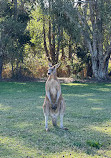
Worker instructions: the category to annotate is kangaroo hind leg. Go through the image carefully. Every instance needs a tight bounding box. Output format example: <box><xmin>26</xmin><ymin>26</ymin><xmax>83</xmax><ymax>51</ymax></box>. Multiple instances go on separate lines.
<box><xmin>45</xmin><ymin>115</ymin><xmax>49</xmax><ymax>131</ymax></box>
<box><xmin>43</xmin><ymin>98</ymin><xmax>49</xmax><ymax>131</ymax></box>
<box><xmin>59</xmin><ymin>99</ymin><xmax>65</xmax><ymax>129</ymax></box>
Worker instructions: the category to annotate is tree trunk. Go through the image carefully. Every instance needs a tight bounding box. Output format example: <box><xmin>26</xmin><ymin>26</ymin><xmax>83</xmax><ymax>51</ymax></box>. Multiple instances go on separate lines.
<box><xmin>68</xmin><ymin>37</ymin><xmax>73</xmax><ymax>76</ymax></box>
<box><xmin>91</xmin><ymin>54</ymin><xmax>98</xmax><ymax>79</ymax></box>
<box><xmin>20</xmin><ymin>0</ymin><xmax>24</xmax><ymax>12</ymax></box>
<box><xmin>52</xmin><ymin>18</ymin><xmax>56</xmax><ymax>64</ymax></box>
<box><xmin>0</xmin><ymin>55</ymin><xmax>3</xmax><ymax>80</ymax></box>
<box><xmin>91</xmin><ymin>53</ymin><xmax>109</xmax><ymax>80</ymax></box>
<box><xmin>43</xmin><ymin>16</ymin><xmax>51</xmax><ymax>62</ymax></box>
<box><xmin>61</xmin><ymin>29</ymin><xmax>65</xmax><ymax>60</ymax></box>
<box><xmin>56</xmin><ymin>25</ymin><xmax>60</xmax><ymax>63</ymax></box>
<box><xmin>86</xmin><ymin>63</ymin><xmax>92</xmax><ymax>77</ymax></box>
<box><xmin>0</xmin><ymin>30</ymin><xmax>3</xmax><ymax>80</ymax></box>
<box><xmin>11</xmin><ymin>62</ymin><xmax>14</xmax><ymax>77</ymax></box>
<box><xmin>14</xmin><ymin>0</ymin><xmax>17</xmax><ymax>19</ymax></box>
<box><xmin>77</xmin><ymin>1</ymin><xmax>111</xmax><ymax>80</ymax></box>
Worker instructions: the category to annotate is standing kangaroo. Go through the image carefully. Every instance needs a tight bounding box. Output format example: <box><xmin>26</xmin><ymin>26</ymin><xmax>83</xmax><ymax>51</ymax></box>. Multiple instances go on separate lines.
<box><xmin>43</xmin><ymin>63</ymin><xmax>65</xmax><ymax>131</ymax></box>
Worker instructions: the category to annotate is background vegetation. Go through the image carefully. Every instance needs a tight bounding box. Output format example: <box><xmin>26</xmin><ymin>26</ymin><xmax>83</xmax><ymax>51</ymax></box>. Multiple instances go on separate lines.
<box><xmin>0</xmin><ymin>0</ymin><xmax>111</xmax><ymax>81</ymax></box>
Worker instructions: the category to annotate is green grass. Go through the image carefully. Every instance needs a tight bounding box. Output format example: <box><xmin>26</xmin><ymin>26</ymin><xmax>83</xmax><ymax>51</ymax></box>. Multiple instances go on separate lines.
<box><xmin>0</xmin><ymin>82</ymin><xmax>111</xmax><ymax>158</ymax></box>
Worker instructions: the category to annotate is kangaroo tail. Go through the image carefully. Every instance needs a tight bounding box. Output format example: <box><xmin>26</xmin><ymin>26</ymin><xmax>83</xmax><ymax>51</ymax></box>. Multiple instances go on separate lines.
<box><xmin>52</xmin><ymin>117</ymin><xmax>57</xmax><ymax>126</ymax></box>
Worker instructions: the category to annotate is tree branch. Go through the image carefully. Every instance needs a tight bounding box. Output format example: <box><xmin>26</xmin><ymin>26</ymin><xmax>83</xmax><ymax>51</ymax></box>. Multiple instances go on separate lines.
<box><xmin>104</xmin><ymin>42</ymin><xmax>111</xmax><ymax>60</ymax></box>
<box><xmin>43</xmin><ymin>16</ymin><xmax>51</xmax><ymax>62</ymax></box>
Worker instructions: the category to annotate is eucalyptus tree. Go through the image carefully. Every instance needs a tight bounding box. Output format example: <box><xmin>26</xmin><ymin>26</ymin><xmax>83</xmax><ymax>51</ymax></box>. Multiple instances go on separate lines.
<box><xmin>60</xmin><ymin>0</ymin><xmax>111</xmax><ymax>80</ymax></box>
<box><xmin>38</xmin><ymin>0</ymin><xmax>91</xmax><ymax>76</ymax></box>
<box><xmin>37</xmin><ymin>0</ymin><xmax>71</xmax><ymax>65</ymax></box>
<box><xmin>78</xmin><ymin>0</ymin><xmax>111</xmax><ymax>80</ymax></box>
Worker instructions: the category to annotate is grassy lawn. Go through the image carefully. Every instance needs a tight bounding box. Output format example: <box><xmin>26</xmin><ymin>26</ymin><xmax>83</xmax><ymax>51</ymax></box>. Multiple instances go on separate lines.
<box><xmin>0</xmin><ymin>81</ymin><xmax>111</xmax><ymax>158</ymax></box>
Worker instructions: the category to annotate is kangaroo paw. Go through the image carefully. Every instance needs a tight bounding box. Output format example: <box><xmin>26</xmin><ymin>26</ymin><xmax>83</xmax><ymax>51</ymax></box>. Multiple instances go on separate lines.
<box><xmin>46</xmin><ymin>128</ymin><xmax>49</xmax><ymax>132</ymax></box>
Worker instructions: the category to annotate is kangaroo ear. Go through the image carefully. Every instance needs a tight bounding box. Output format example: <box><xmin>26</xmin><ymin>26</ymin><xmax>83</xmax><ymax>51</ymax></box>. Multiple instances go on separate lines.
<box><xmin>48</xmin><ymin>63</ymin><xmax>52</xmax><ymax>67</ymax></box>
<box><xmin>55</xmin><ymin>63</ymin><xmax>61</xmax><ymax>69</ymax></box>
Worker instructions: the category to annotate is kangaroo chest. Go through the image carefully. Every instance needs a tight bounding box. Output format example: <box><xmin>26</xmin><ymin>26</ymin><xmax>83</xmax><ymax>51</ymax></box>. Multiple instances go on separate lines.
<box><xmin>47</xmin><ymin>79</ymin><xmax>60</xmax><ymax>98</ymax></box>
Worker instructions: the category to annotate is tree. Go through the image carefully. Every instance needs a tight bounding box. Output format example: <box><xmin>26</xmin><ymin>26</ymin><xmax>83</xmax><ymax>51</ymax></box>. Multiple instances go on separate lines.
<box><xmin>0</xmin><ymin>0</ymin><xmax>9</xmax><ymax>79</ymax></box>
<box><xmin>28</xmin><ymin>2</ymin><xmax>68</xmax><ymax>65</ymax></box>
<box><xmin>77</xmin><ymin>0</ymin><xmax>111</xmax><ymax>80</ymax></box>
<box><xmin>53</xmin><ymin>0</ymin><xmax>111</xmax><ymax>80</ymax></box>
<box><xmin>41</xmin><ymin>0</ymin><xmax>65</xmax><ymax>65</ymax></box>
<box><xmin>0</xmin><ymin>0</ymin><xmax>30</xmax><ymax>79</ymax></box>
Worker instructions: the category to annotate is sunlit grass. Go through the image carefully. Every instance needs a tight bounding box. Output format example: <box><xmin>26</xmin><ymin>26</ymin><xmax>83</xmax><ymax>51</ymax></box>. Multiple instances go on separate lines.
<box><xmin>0</xmin><ymin>82</ymin><xmax>111</xmax><ymax>158</ymax></box>
<box><xmin>0</xmin><ymin>136</ymin><xmax>42</xmax><ymax>158</ymax></box>
<box><xmin>0</xmin><ymin>103</ymin><xmax>12</xmax><ymax>111</ymax></box>
<box><xmin>90</xmin><ymin>121</ymin><xmax>111</xmax><ymax>136</ymax></box>
<box><xmin>92</xmin><ymin>87</ymin><xmax>111</xmax><ymax>92</ymax></box>
<box><xmin>91</xmin><ymin>107</ymin><xmax>104</xmax><ymax>111</ymax></box>
<box><xmin>63</xmin><ymin>83</ymin><xmax>88</xmax><ymax>86</ymax></box>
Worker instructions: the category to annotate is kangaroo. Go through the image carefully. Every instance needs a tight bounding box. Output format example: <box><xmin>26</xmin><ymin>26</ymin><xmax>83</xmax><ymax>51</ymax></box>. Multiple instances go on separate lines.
<box><xmin>43</xmin><ymin>63</ymin><xmax>65</xmax><ymax>131</ymax></box>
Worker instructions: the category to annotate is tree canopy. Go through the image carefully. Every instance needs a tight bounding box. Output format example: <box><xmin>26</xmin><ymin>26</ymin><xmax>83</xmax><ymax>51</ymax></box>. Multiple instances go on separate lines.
<box><xmin>0</xmin><ymin>0</ymin><xmax>111</xmax><ymax>80</ymax></box>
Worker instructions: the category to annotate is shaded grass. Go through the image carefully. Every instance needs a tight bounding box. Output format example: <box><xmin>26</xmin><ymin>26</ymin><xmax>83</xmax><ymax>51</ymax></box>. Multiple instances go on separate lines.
<box><xmin>0</xmin><ymin>82</ymin><xmax>111</xmax><ymax>158</ymax></box>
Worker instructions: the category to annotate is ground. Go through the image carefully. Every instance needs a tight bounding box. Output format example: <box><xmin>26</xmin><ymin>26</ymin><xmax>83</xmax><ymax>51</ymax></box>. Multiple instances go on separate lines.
<box><xmin>0</xmin><ymin>81</ymin><xmax>111</xmax><ymax>158</ymax></box>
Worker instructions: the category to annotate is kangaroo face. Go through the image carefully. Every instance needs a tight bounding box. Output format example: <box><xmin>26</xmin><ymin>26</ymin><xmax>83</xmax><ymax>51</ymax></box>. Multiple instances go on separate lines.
<box><xmin>47</xmin><ymin>63</ymin><xmax>60</xmax><ymax>76</ymax></box>
<box><xmin>47</xmin><ymin>66</ymin><xmax>55</xmax><ymax>76</ymax></box>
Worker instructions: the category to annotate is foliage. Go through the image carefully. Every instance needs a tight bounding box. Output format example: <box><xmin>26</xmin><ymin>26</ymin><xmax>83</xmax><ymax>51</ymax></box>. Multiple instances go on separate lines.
<box><xmin>87</xmin><ymin>140</ymin><xmax>102</xmax><ymax>149</ymax></box>
<box><xmin>0</xmin><ymin>0</ymin><xmax>30</xmax><ymax>79</ymax></box>
<box><xmin>108</xmin><ymin>61</ymin><xmax>111</xmax><ymax>75</ymax></box>
<box><xmin>49</xmin><ymin>0</ymin><xmax>111</xmax><ymax>80</ymax></box>
<box><xmin>26</xmin><ymin>7</ymin><xmax>44</xmax><ymax>56</ymax></box>
<box><xmin>1</xmin><ymin>0</ymin><xmax>111</xmax><ymax>79</ymax></box>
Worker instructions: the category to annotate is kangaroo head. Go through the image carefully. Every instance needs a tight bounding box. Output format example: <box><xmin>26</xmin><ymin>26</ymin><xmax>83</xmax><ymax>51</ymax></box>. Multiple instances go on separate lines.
<box><xmin>47</xmin><ymin>63</ymin><xmax>60</xmax><ymax>76</ymax></box>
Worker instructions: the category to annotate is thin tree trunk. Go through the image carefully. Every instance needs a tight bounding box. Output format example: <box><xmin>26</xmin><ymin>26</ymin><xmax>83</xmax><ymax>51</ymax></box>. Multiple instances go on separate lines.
<box><xmin>61</xmin><ymin>45</ymin><xmax>65</xmax><ymax>60</ymax></box>
<box><xmin>86</xmin><ymin>62</ymin><xmax>92</xmax><ymax>77</ymax></box>
<box><xmin>61</xmin><ymin>29</ymin><xmax>65</xmax><ymax>60</ymax></box>
<box><xmin>68</xmin><ymin>37</ymin><xmax>72</xmax><ymax>76</ymax></box>
<box><xmin>14</xmin><ymin>0</ymin><xmax>17</xmax><ymax>19</ymax></box>
<box><xmin>48</xmin><ymin>0</ymin><xmax>53</xmax><ymax>64</ymax></box>
<box><xmin>0</xmin><ymin>55</ymin><xmax>3</xmax><ymax>80</ymax></box>
<box><xmin>43</xmin><ymin>16</ymin><xmax>51</xmax><ymax>62</ymax></box>
<box><xmin>69</xmin><ymin>37</ymin><xmax>72</xmax><ymax>59</ymax></box>
<box><xmin>52</xmin><ymin>18</ymin><xmax>56</xmax><ymax>64</ymax></box>
<box><xmin>20</xmin><ymin>0</ymin><xmax>24</xmax><ymax>12</ymax></box>
<box><xmin>11</xmin><ymin>62</ymin><xmax>14</xmax><ymax>77</ymax></box>
<box><xmin>48</xmin><ymin>18</ymin><xmax>52</xmax><ymax>54</ymax></box>
<box><xmin>0</xmin><ymin>30</ymin><xmax>3</xmax><ymax>80</ymax></box>
<box><xmin>56</xmin><ymin>25</ymin><xmax>60</xmax><ymax>63</ymax></box>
